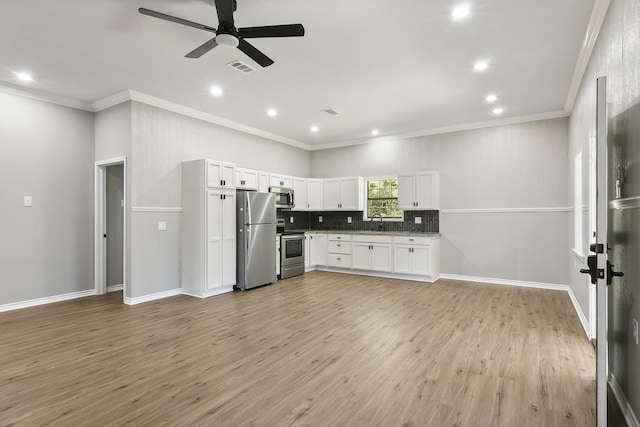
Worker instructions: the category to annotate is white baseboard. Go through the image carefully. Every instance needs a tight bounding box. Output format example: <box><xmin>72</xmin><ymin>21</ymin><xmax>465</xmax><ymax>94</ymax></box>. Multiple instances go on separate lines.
<box><xmin>107</xmin><ymin>284</ymin><xmax>124</xmax><ymax>292</ymax></box>
<box><xmin>609</xmin><ymin>374</ymin><xmax>640</xmax><ymax>427</ymax></box>
<box><xmin>439</xmin><ymin>273</ymin><xmax>569</xmax><ymax>291</ymax></box>
<box><xmin>0</xmin><ymin>289</ymin><xmax>96</xmax><ymax>313</ymax></box>
<box><xmin>314</xmin><ymin>266</ymin><xmax>438</xmax><ymax>283</ymax></box>
<box><xmin>566</xmin><ymin>287</ymin><xmax>590</xmax><ymax>339</ymax></box>
<box><xmin>124</xmin><ymin>288</ymin><xmax>183</xmax><ymax>305</ymax></box>
<box><xmin>182</xmin><ymin>285</ymin><xmax>234</xmax><ymax>299</ymax></box>
<box><xmin>439</xmin><ymin>273</ymin><xmax>592</xmax><ymax>339</ymax></box>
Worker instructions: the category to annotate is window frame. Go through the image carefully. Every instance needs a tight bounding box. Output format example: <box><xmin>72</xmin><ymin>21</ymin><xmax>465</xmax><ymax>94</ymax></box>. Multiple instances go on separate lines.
<box><xmin>362</xmin><ymin>175</ymin><xmax>404</xmax><ymax>222</ymax></box>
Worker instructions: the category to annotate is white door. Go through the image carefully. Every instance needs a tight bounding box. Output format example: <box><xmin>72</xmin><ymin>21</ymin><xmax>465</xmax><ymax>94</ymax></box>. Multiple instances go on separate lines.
<box><xmin>221</xmin><ymin>191</ymin><xmax>236</xmax><ymax>287</ymax></box>
<box><xmin>207</xmin><ymin>191</ymin><xmax>223</xmax><ymax>289</ymax></box>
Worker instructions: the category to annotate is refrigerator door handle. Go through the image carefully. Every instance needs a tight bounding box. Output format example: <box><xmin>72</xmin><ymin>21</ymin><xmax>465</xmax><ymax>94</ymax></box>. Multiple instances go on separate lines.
<box><xmin>246</xmin><ymin>194</ymin><xmax>252</xmax><ymax>225</ymax></box>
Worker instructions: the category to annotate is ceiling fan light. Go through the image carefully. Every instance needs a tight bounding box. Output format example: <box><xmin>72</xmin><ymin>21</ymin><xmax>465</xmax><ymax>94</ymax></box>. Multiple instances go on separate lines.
<box><xmin>216</xmin><ymin>33</ymin><xmax>239</xmax><ymax>48</ymax></box>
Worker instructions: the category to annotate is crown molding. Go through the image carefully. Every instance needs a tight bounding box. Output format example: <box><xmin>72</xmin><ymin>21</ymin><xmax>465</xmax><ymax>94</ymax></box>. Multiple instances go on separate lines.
<box><xmin>309</xmin><ymin>110</ymin><xmax>569</xmax><ymax>151</ymax></box>
<box><xmin>564</xmin><ymin>0</ymin><xmax>611</xmax><ymax>113</ymax></box>
<box><xmin>0</xmin><ymin>82</ymin><xmax>93</xmax><ymax>111</ymax></box>
<box><xmin>92</xmin><ymin>89</ymin><xmax>131</xmax><ymax>111</ymax></box>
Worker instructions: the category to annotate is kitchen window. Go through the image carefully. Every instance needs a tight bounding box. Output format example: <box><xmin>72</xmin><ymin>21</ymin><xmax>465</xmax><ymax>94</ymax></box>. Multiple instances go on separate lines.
<box><xmin>365</xmin><ymin>178</ymin><xmax>402</xmax><ymax>219</ymax></box>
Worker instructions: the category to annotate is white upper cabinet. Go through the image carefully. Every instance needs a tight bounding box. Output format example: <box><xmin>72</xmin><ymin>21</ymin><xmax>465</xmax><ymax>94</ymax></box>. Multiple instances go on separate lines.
<box><xmin>292</xmin><ymin>177</ymin><xmax>307</xmax><ymax>211</ymax></box>
<box><xmin>307</xmin><ymin>179</ymin><xmax>324</xmax><ymax>210</ymax></box>
<box><xmin>398</xmin><ymin>171</ymin><xmax>439</xmax><ymax>210</ymax></box>
<box><xmin>258</xmin><ymin>172</ymin><xmax>269</xmax><ymax>193</ymax></box>
<box><xmin>207</xmin><ymin>160</ymin><xmax>236</xmax><ymax>189</ymax></box>
<box><xmin>269</xmin><ymin>173</ymin><xmax>293</xmax><ymax>188</ymax></box>
<box><xmin>235</xmin><ymin>167</ymin><xmax>259</xmax><ymax>190</ymax></box>
<box><xmin>323</xmin><ymin>177</ymin><xmax>364</xmax><ymax>210</ymax></box>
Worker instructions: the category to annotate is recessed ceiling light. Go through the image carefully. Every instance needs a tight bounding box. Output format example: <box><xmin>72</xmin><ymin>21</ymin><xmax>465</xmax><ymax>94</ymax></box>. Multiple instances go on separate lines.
<box><xmin>267</xmin><ymin>108</ymin><xmax>277</xmax><ymax>117</ymax></box>
<box><xmin>371</xmin><ymin>129</ymin><xmax>380</xmax><ymax>136</ymax></box>
<box><xmin>15</xmin><ymin>72</ymin><xmax>34</xmax><ymax>82</ymax></box>
<box><xmin>492</xmin><ymin>107</ymin><xmax>504</xmax><ymax>115</ymax></box>
<box><xmin>452</xmin><ymin>4</ymin><xmax>470</xmax><ymax>20</ymax></box>
<box><xmin>310</xmin><ymin>126</ymin><xmax>319</xmax><ymax>133</ymax></box>
<box><xmin>209</xmin><ymin>85</ymin><xmax>223</xmax><ymax>97</ymax></box>
<box><xmin>485</xmin><ymin>94</ymin><xmax>497</xmax><ymax>103</ymax></box>
<box><xmin>473</xmin><ymin>60</ymin><xmax>489</xmax><ymax>71</ymax></box>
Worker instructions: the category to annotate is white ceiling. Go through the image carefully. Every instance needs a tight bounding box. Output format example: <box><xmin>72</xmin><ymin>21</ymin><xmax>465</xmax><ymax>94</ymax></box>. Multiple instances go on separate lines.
<box><xmin>1</xmin><ymin>0</ymin><xmax>596</xmax><ymax>149</ymax></box>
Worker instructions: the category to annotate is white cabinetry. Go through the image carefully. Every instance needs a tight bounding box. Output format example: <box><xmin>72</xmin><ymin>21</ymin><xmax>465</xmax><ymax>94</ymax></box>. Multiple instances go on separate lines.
<box><xmin>305</xmin><ymin>232</ymin><xmax>317</xmax><ymax>270</ymax></box>
<box><xmin>181</xmin><ymin>160</ymin><xmax>236</xmax><ymax>297</ymax></box>
<box><xmin>323</xmin><ymin>177</ymin><xmax>364</xmax><ymax>210</ymax></box>
<box><xmin>292</xmin><ymin>177</ymin><xmax>307</xmax><ymax>211</ymax></box>
<box><xmin>327</xmin><ymin>233</ymin><xmax>351</xmax><ymax>268</ymax></box>
<box><xmin>235</xmin><ymin>167</ymin><xmax>259</xmax><ymax>190</ymax></box>
<box><xmin>207</xmin><ymin>160</ymin><xmax>236</xmax><ymax>189</ymax></box>
<box><xmin>393</xmin><ymin>235</ymin><xmax>440</xmax><ymax>277</ymax></box>
<box><xmin>351</xmin><ymin>234</ymin><xmax>393</xmax><ymax>272</ymax></box>
<box><xmin>307</xmin><ymin>179</ymin><xmax>324</xmax><ymax>210</ymax></box>
<box><xmin>398</xmin><ymin>171</ymin><xmax>439</xmax><ymax>210</ymax></box>
<box><xmin>316</xmin><ymin>233</ymin><xmax>327</xmax><ymax>267</ymax></box>
<box><xmin>269</xmin><ymin>174</ymin><xmax>293</xmax><ymax>188</ymax></box>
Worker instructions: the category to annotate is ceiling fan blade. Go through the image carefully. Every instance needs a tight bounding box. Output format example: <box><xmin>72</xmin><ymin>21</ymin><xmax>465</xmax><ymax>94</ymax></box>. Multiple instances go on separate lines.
<box><xmin>237</xmin><ymin>39</ymin><xmax>274</xmax><ymax>67</ymax></box>
<box><xmin>238</xmin><ymin>24</ymin><xmax>305</xmax><ymax>39</ymax></box>
<box><xmin>138</xmin><ymin>8</ymin><xmax>216</xmax><ymax>33</ymax></box>
<box><xmin>185</xmin><ymin>37</ymin><xmax>219</xmax><ymax>58</ymax></box>
<box><xmin>214</xmin><ymin>0</ymin><xmax>236</xmax><ymax>28</ymax></box>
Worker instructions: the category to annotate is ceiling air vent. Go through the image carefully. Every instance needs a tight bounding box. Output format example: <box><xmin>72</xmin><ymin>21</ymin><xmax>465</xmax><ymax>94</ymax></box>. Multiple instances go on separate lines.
<box><xmin>322</xmin><ymin>108</ymin><xmax>339</xmax><ymax>116</ymax></box>
<box><xmin>227</xmin><ymin>60</ymin><xmax>256</xmax><ymax>74</ymax></box>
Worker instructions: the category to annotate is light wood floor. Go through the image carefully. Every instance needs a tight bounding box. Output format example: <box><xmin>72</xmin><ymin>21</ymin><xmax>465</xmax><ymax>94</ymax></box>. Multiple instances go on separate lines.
<box><xmin>0</xmin><ymin>272</ymin><xmax>596</xmax><ymax>426</ymax></box>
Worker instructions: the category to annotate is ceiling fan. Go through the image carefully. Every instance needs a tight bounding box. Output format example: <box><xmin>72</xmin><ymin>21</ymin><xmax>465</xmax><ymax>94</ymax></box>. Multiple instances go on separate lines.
<box><xmin>139</xmin><ymin>0</ymin><xmax>305</xmax><ymax>67</ymax></box>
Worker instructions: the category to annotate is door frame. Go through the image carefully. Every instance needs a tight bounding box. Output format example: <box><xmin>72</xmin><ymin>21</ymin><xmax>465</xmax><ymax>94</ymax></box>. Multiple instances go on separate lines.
<box><xmin>94</xmin><ymin>157</ymin><xmax>127</xmax><ymax>301</ymax></box>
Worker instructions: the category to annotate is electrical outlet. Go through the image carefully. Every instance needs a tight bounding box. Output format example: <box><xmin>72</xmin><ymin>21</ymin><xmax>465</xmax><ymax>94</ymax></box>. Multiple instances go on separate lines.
<box><xmin>290</xmin><ymin>216</ymin><xmax>294</xmax><ymax>224</ymax></box>
<box><xmin>24</xmin><ymin>196</ymin><xmax>33</xmax><ymax>207</ymax></box>
<box><xmin>319</xmin><ymin>215</ymin><xmax>323</xmax><ymax>223</ymax></box>
<box><xmin>347</xmin><ymin>217</ymin><xmax>352</xmax><ymax>224</ymax></box>
<box><xmin>158</xmin><ymin>221</ymin><xmax>167</xmax><ymax>231</ymax></box>
<box><xmin>414</xmin><ymin>217</ymin><xmax>422</xmax><ymax>224</ymax></box>
<box><xmin>633</xmin><ymin>319</ymin><xmax>638</xmax><ymax>345</ymax></box>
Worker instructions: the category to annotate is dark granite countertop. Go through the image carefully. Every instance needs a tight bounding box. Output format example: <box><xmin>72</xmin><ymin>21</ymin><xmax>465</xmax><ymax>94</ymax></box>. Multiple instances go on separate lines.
<box><xmin>294</xmin><ymin>229</ymin><xmax>441</xmax><ymax>237</ymax></box>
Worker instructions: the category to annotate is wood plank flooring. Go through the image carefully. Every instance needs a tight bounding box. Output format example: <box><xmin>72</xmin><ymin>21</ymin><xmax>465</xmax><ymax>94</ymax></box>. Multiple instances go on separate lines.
<box><xmin>0</xmin><ymin>272</ymin><xmax>596</xmax><ymax>426</ymax></box>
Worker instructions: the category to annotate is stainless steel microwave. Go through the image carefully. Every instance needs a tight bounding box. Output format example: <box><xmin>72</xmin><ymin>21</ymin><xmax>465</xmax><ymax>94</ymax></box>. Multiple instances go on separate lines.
<box><xmin>269</xmin><ymin>186</ymin><xmax>295</xmax><ymax>209</ymax></box>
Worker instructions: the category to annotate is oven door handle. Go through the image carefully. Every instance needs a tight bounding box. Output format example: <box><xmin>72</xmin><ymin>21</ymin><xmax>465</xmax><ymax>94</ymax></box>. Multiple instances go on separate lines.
<box><xmin>281</xmin><ymin>234</ymin><xmax>306</xmax><ymax>241</ymax></box>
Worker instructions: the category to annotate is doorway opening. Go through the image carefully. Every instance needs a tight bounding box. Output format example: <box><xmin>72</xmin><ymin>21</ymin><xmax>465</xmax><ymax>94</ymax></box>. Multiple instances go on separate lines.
<box><xmin>95</xmin><ymin>157</ymin><xmax>127</xmax><ymax>302</ymax></box>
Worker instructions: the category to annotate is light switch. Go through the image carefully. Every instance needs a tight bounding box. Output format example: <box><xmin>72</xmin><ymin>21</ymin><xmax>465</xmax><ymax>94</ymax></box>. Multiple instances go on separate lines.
<box><xmin>414</xmin><ymin>217</ymin><xmax>422</xmax><ymax>224</ymax></box>
<box><xmin>318</xmin><ymin>215</ymin><xmax>323</xmax><ymax>223</ymax></box>
<box><xmin>347</xmin><ymin>217</ymin><xmax>352</xmax><ymax>224</ymax></box>
<box><xmin>158</xmin><ymin>221</ymin><xmax>167</xmax><ymax>231</ymax></box>
<box><xmin>24</xmin><ymin>196</ymin><xmax>33</xmax><ymax>207</ymax></box>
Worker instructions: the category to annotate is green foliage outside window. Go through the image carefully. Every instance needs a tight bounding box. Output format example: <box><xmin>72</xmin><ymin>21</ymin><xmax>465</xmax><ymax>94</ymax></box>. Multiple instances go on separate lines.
<box><xmin>367</xmin><ymin>179</ymin><xmax>402</xmax><ymax>218</ymax></box>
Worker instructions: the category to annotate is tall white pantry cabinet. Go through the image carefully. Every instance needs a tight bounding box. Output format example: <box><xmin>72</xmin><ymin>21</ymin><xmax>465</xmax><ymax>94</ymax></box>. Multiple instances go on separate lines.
<box><xmin>181</xmin><ymin>159</ymin><xmax>237</xmax><ymax>297</ymax></box>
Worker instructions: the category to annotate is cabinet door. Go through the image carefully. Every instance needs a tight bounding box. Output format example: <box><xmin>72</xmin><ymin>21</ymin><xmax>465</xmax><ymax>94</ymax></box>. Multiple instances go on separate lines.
<box><xmin>304</xmin><ymin>233</ymin><xmax>311</xmax><ymax>267</ymax></box>
<box><xmin>258</xmin><ymin>172</ymin><xmax>269</xmax><ymax>193</ymax></box>
<box><xmin>241</xmin><ymin>169</ymin><xmax>259</xmax><ymax>190</ymax></box>
<box><xmin>415</xmin><ymin>172</ymin><xmax>436</xmax><ymax>209</ymax></box>
<box><xmin>292</xmin><ymin>177</ymin><xmax>307</xmax><ymax>211</ymax></box>
<box><xmin>316</xmin><ymin>234</ymin><xmax>327</xmax><ymax>266</ymax></box>
<box><xmin>411</xmin><ymin>246</ymin><xmax>431</xmax><ymax>276</ymax></box>
<box><xmin>352</xmin><ymin>242</ymin><xmax>371</xmax><ymax>270</ymax></box>
<box><xmin>280</xmin><ymin>176</ymin><xmax>293</xmax><ymax>188</ymax></box>
<box><xmin>371</xmin><ymin>244</ymin><xmax>393</xmax><ymax>272</ymax></box>
<box><xmin>269</xmin><ymin>174</ymin><xmax>283</xmax><ymax>187</ymax></box>
<box><xmin>221</xmin><ymin>191</ymin><xmax>236</xmax><ymax>287</ymax></box>
<box><xmin>323</xmin><ymin>179</ymin><xmax>341</xmax><ymax>209</ymax></box>
<box><xmin>308</xmin><ymin>234</ymin><xmax>317</xmax><ymax>267</ymax></box>
<box><xmin>207</xmin><ymin>191</ymin><xmax>223</xmax><ymax>289</ymax></box>
<box><xmin>307</xmin><ymin>179</ymin><xmax>323</xmax><ymax>210</ymax></box>
<box><xmin>208</xmin><ymin>161</ymin><xmax>235</xmax><ymax>188</ymax></box>
<box><xmin>393</xmin><ymin>245</ymin><xmax>412</xmax><ymax>274</ymax></box>
<box><xmin>397</xmin><ymin>173</ymin><xmax>416</xmax><ymax>209</ymax></box>
<box><xmin>222</xmin><ymin>164</ymin><xmax>236</xmax><ymax>188</ymax></box>
<box><xmin>340</xmin><ymin>177</ymin><xmax>360</xmax><ymax>210</ymax></box>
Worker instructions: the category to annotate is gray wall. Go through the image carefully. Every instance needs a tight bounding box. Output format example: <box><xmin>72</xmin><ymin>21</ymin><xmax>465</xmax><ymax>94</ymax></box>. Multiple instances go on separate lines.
<box><xmin>568</xmin><ymin>0</ymin><xmax>640</xmax><ymax>417</ymax></box>
<box><xmin>129</xmin><ymin>102</ymin><xmax>311</xmax><ymax>298</ymax></box>
<box><xmin>0</xmin><ymin>92</ymin><xmax>94</xmax><ymax>305</ymax></box>
<box><xmin>311</xmin><ymin>118</ymin><xmax>570</xmax><ymax>285</ymax></box>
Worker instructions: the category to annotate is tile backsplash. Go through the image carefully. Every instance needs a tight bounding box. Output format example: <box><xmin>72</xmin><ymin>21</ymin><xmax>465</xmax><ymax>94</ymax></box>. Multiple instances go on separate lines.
<box><xmin>276</xmin><ymin>210</ymin><xmax>439</xmax><ymax>233</ymax></box>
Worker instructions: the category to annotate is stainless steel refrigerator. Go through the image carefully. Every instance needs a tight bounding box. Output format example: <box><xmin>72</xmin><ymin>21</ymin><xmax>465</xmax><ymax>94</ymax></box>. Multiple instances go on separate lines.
<box><xmin>236</xmin><ymin>191</ymin><xmax>277</xmax><ymax>290</ymax></box>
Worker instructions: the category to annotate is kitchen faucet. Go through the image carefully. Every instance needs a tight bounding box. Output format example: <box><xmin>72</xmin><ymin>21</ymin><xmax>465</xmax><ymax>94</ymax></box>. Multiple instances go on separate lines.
<box><xmin>370</xmin><ymin>213</ymin><xmax>384</xmax><ymax>230</ymax></box>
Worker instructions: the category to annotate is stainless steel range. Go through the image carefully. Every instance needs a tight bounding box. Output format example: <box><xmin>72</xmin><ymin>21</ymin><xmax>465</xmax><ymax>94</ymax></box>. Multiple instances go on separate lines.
<box><xmin>277</xmin><ymin>219</ymin><xmax>305</xmax><ymax>279</ymax></box>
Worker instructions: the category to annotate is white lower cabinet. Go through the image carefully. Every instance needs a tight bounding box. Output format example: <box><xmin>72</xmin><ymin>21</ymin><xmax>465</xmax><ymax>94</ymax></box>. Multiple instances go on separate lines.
<box><xmin>305</xmin><ymin>232</ymin><xmax>317</xmax><ymax>269</ymax></box>
<box><xmin>351</xmin><ymin>234</ymin><xmax>393</xmax><ymax>272</ymax></box>
<box><xmin>327</xmin><ymin>234</ymin><xmax>351</xmax><ymax>268</ymax></box>
<box><xmin>393</xmin><ymin>236</ymin><xmax>440</xmax><ymax>277</ymax></box>
<box><xmin>316</xmin><ymin>234</ymin><xmax>327</xmax><ymax>266</ymax></box>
